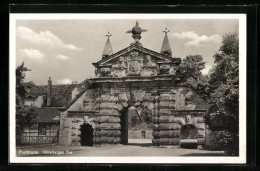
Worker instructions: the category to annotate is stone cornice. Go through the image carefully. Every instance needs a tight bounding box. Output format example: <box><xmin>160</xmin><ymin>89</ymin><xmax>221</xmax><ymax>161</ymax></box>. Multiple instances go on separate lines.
<box><xmin>90</xmin><ymin>74</ymin><xmax>182</xmax><ymax>83</ymax></box>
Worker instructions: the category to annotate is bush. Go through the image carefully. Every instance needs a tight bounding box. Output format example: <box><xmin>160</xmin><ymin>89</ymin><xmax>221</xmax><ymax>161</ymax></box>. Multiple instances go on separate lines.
<box><xmin>212</xmin><ymin>130</ymin><xmax>239</xmax><ymax>156</ymax></box>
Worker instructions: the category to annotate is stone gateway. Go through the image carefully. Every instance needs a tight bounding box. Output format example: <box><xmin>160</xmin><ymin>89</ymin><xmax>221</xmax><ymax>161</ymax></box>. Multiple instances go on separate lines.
<box><xmin>58</xmin><ymin>22</ymin><xmax>208</xmax><ymax>148</ymax></box>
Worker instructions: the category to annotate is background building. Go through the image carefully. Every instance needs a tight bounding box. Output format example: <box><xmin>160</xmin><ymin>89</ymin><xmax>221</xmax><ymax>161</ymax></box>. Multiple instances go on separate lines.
<box><xmin>21</xmin><ymin>77</ymin><xmax>83</xmax><ymax>145</ymax></box>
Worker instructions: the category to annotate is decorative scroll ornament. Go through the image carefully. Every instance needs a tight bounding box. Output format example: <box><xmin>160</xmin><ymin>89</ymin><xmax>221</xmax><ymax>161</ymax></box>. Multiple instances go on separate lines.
<box><xmin>130</xmin><ymin>51</ymin><xmax>139</xmax><ymax>60</ymax></box>
<box><xmin>113</xmin><ymin>56</ymin><xmax>127</xmax><ymax>69</ymax></box>
<box><xmin>127</xmin><ymin>90</ymin><xmax>136</xmax><ymax>106</ymax></box>
<box><xmin>100</xmin><ymin>68</ymin><xmax>111</xmax><ymax>77</ymax></box>
<box><xmin>160</xmin><ymin>64</ymin><xmax>170</xmax><ymax>74</ymax></box>
<box><xmin>143</xmin><ymin>55</ymin><xmax>156</xmax><ymax>68</ymax></box>
<box><xmin>186</xmin><ymin>114</ymin><xmax>192</xmax><ymax>124</ymax></box>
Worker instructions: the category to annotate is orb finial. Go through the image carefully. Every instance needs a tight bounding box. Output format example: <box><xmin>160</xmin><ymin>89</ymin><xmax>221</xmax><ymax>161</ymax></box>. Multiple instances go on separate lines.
<box><xmin>125</xmin><ymin>21</ymin><xmax>148</xmax><ymax>46</ymax></box>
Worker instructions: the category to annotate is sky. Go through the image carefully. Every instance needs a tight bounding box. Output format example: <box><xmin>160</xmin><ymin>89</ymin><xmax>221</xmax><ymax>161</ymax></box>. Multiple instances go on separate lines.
<box><xmin>16</xmin><ymin>19</ymin><xmax>239</xmax><ymax>85</ymax></box>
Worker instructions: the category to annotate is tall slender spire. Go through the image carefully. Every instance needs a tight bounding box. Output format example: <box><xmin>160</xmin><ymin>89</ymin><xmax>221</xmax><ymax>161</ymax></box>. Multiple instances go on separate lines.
<box><xmin>161</xmin><ymin>28</ymin><xmax>172</xmax><ymax>57</ymax></box>
<box><xmin>102</xmin><ymin>32</ymin><xmax>113</xmax><ymax>58</ymax></box>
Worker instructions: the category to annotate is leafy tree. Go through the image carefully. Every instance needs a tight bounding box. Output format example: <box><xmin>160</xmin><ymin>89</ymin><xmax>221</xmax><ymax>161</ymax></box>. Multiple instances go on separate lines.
<box><xmin>130</xmin><ymin>115</ymin><xmax>139</xmax><ymax>127</ymax></box>
<box><xmin>178</xmin><ymin>33</ymin><xmax>239</xmax><ymax>155</ymax></box>
<box><xmin>140</xmin><ymin>107</ymin><xmax>152</xmax><ymax>124</ymax></box>
<box><xmin>129</xmin><ymin>107</ymin><xmax>153</xmax><ymax>129</ymax></box>
<box><xmin>16</xmin><ymin>62</ymin><xmax>31</xmax><ymax>98</ymax></box>
<box><xmin>179</xmin><ymin>55</ymin><xmax>210</xmax><ymax>100</ymax></box>
<box><xmin>180</xmin><ymin>55</ymin><xmax>206</xmax><ymax>81</ymax></box>
<box><xmin>16</xmin><ymin>62</ymin><xmax>38</xmax><ymax>145</ymax></box>
<box><xmin>205</xmin><ymin>32</ymin><xmax>239</xmax><ymax>155</ymax></box>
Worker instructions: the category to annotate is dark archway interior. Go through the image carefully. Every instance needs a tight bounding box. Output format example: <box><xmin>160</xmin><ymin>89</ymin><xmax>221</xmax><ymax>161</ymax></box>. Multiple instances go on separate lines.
<box><xmin>80</xmin><ymin>123</ymin><xmax>94</xmax><ymax>146</ymax></box>
<box><xmin>181</xmin><ymin>124</ymin><xmax>197</xmax><ymax>139</ymax></box>
<box><xmin>180</xmin><ymin>124</ymin><xmax>197</xmax><ymax>149</ymax></box>
<box><xmin>120</xmin><ymin>108</ymin><xmax>128</xmax><ymax>145</ymax></box>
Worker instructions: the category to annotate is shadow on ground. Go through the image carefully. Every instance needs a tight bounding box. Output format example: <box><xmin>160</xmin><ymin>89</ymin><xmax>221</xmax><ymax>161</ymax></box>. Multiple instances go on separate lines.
<box><xmin>180</xmin><ymin>144</ymin><xmax>197</xmax><ymax>149</ymax></box>
<box><xmin>181</xmin><ymin>152</ymin><xmax>228</xmax><ymax>156</ymax></box>
<box><xmin>126</xmin><ymin>143</ymin><xmax>153</xmax><ymax>147</ymax></box>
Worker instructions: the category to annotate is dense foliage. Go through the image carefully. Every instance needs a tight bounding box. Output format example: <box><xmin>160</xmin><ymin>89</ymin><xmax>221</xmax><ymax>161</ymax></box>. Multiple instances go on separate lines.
<box><xmin>179</xmin><ymin>54</ymin><xmax>209</xmax><ymax>100</ymax></box>
<box><xmin>180</xmin><ymin>55</ymin><xmax>206</xmax><ymax>81</ymax></box>
<box><xmin>178</xmin><ymin>33</ymin><xmax>239</xmax><ymax>155</ymax></box>
<box><xmin>205</xmin><ymin>32</ymin><xmax>239</xmax><ymax>155</ymax></box>
<box><xmin>16</xmin><ymin>62</ymin><xmax>38</xmax><ymax>145</ymax></box>
<box><xmin>129</xmin><ymin>107</ymin><xmax>153</xmax><ymax>129</ymax></box>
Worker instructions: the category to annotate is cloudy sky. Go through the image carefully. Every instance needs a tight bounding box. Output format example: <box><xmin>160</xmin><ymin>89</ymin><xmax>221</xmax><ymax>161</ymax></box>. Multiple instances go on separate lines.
<box><xmin>16</xmin><ymin>18</ymin><xmax>238</xmax><ymax>85</ymax></box>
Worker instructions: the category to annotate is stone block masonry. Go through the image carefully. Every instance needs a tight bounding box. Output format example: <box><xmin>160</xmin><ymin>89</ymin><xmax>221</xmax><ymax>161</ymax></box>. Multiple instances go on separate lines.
<box><xmin>58</xmin><ymin>80</ymin><xmax>207</xmax><ymax>148</ymax></box>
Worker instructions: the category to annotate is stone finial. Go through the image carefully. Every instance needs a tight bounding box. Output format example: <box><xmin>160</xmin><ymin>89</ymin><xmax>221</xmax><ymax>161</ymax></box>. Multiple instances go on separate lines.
<box><xmin>102</xmin><ymin>32</ymin><xmax>113</xmax><ymax>59</ymax></box>
<box><xmin>126</xmin><ymin>21</ymin><xmax>147</xmax><ymax>47</ymax></box>
<box><xmin>161</xmin><ymin>28</ymin><xmax>172</xmax><ymax>57</ymax></box>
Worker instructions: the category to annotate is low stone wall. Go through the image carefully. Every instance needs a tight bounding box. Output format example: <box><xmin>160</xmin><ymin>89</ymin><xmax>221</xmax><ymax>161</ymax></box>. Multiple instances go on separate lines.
<box><xmin>21</xmin><ymin>136</ymin><xmax>57</xmax><ymax>145</ymax></box>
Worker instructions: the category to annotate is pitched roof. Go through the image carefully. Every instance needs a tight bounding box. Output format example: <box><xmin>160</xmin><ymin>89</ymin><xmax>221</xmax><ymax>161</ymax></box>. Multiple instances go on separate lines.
<box><xmin>50</xmin><ymin>84</ymin><xmax>78</xmax><ymax>107</ymax></box>
<box><xmin>26</xmin><ymin>84</ymin><xmax>77</xmax><ymax>107</ymax></box>
<box><xmin>36</xmin><ymin>108</ymin><xmax>60</xmax><ymax>123</ymax></box>
<box><xmin>27</xmin><ymin>85</ymin><xmax>47</xmax><ymax>97</ymax></box>
<box><xmin>63</xmin><ymin>80</ymin><xmax>95</xmax><ymax>111</ymax></box>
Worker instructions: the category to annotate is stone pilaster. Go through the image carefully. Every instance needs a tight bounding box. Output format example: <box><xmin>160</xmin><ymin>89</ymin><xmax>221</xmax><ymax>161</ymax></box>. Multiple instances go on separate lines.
<box><xmin>93</xmin><ymin>88</ymin><xmax>122</xmax><ymax>145</ymax></box>
<box><xmin>153</xmin><ymin>88</ymin><xmax>181</xmax><ymax>146</ymax></box>
<box><xmin>70</xmin><ymin>117</ymin><xmax>84</xmax><ymax>146</ymax></box>
<box><xmin>58</xmin><ymin>111</ymin><xmax>71</xmax><ymax>146</ymax></box>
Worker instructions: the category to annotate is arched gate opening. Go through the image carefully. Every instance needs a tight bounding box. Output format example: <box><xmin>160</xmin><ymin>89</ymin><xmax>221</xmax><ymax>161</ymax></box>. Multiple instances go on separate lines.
<box><xmin>80</xmin><ymin>123</ymin><xmax>94</xmax><ymax>146</ymax></box>
<box><xmin>180</xmin><ymin>124</ymin><xmax>197</xmax><ymax>148</ymax></box>
<box><xmin>120</xmin><ymin>106</ymin><xmax>153</xmax><ymax>146</ymax></box>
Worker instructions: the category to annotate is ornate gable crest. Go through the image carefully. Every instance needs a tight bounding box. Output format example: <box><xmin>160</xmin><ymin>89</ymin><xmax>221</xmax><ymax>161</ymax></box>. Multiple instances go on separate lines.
<box><xmin>93</xmin><ymin>45</ymin><xmax>180</xmax><ymax>78</ymax></box>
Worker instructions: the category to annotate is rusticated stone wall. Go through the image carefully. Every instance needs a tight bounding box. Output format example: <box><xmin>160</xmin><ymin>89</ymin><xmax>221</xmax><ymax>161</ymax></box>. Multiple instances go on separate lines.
<box><xmin>59</xmin><ymin>80</ymin><xmax>207</xmax><ymax>148</ymax></box>
<box><xmin>153</xmin><ymin>111</ymin><xmax>206</xmax><ymax>146</ymax></box>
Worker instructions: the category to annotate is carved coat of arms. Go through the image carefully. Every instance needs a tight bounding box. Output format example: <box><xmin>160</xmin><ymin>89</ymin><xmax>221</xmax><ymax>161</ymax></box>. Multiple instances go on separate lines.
<box><xmin>127</xmin><ymin>51</ymin><xmax>142</xmax><ymax>76</ymax></box>
<box><xmin>129</xmin><ymin>61</ymin><xmax>141</xmax><ymax>73</ymax></box>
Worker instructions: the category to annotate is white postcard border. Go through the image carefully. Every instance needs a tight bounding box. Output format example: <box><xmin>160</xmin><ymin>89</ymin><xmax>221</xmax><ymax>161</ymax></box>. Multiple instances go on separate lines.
<box><xmin>9</xmin><ymin>13</ymin><xmax>247</xmax><ymax>164</ymax></box>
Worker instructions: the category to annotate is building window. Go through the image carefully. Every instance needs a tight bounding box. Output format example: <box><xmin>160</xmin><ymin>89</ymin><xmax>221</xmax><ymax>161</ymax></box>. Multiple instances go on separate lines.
<box><xmin>39</xmin><ymin>125</ymin><xmax>46</xmax><ymax>135</ymax></box>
